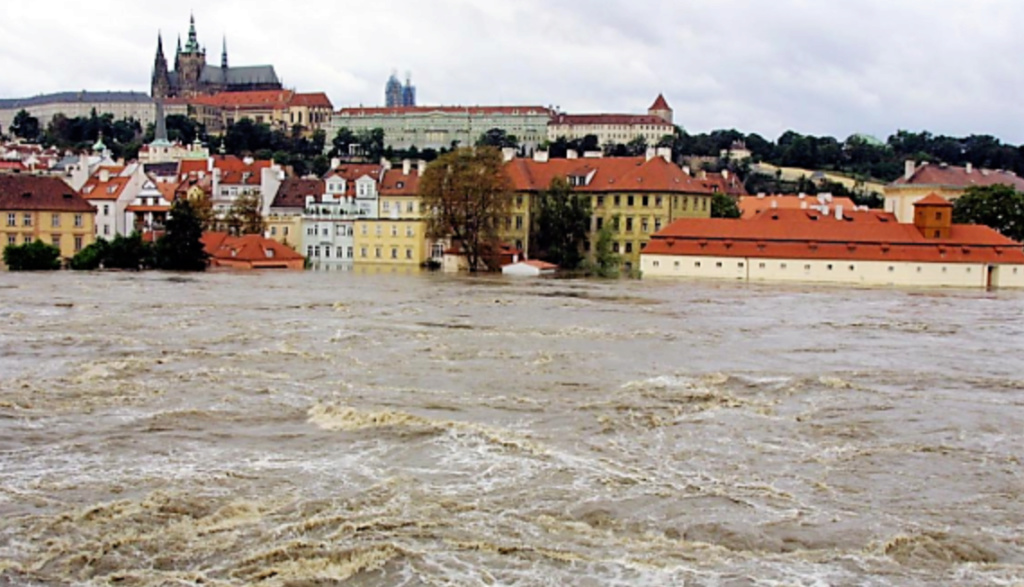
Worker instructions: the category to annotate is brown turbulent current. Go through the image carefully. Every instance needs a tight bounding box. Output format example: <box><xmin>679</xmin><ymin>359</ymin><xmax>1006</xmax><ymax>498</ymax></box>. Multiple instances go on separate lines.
<box><xmin>1</xmin><ymin>271</ymin><xmax>1023</xmax><ymax>586</ymax></box>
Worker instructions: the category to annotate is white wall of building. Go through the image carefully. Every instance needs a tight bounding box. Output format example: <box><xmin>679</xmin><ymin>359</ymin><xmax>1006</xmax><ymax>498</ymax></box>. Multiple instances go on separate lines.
<box><xmin>641</xmin><ymin>253</ymin><xmax>1024</xmax><ymax>289</ymax></box>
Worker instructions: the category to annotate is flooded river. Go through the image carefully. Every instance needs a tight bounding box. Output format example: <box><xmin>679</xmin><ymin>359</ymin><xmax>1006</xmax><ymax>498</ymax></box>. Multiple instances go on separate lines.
<box><xmin>1</xmin><ymin>271</ymin><xmax>1023</xmax><ymax>586</ymax></box>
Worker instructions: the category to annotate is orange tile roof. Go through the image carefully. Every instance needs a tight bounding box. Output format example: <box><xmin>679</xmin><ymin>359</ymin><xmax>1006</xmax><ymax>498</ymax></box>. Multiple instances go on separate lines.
<box><xmin>289</xmin><ymin>92</ymin><xmax>333</xmax><ymax>109</ymax></box>
<box><xmin>202</xmin><ymin>232</ymin><xmax>305</xmax><ymax>264</ymax></box>
<box><xmin>894</xmin><ymin>162</ymin><xmax>1024</xmax><ymax>191</ymax></box>
<box><xmin>506</xmin><ymin>156</ymin><xmax>714</xmax><ymax>195</ymax></box>
<box><xmin>212</xmin><ymin>155</ymin><xmax>272</xmax><ymax>173</ymax></box>
<box><xmin>645</xmin><ymin>210</ymin><xmax>1024</xmax><ymax>265</ymax></box>
<box><xmin>915</xmin><ymin>193</ymin><xmax>953</xmax><ymax>207</ymax></box>
<box><xmin>379</xmin><ymin>169</ymin><xmax>420</xmax><ymax>196</ymax></box>
<box><xmin>81</xmin><ymin>174</ymin><xmax>131</xmax><ymax>201</ymax></box>
<box><xmin>178</xmin><ymin>159</ymin><xmax>210</xmax><ymax>177</ymax></box>
<box><xmin>739</xmin><ymin>194</ymin><xmax>858</xmax><ymax>219</ymax></box>
<box><xmin>190</xmin><ymin>90</ymin><xmax>294</xmax><ymax>110</ymax></box>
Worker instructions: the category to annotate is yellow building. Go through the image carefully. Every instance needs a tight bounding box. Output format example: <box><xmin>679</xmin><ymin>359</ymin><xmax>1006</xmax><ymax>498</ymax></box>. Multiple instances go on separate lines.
<box><xmin>353</xmin><ymin>166</ymin><xmax>436</xmax><ymax>268</ymax></box>
<box><xmin>186</xmin><ymin>90</ymin><xmax>334</xmax><ymax>135</ymax></box>
<box><xmin>506</xmin><ymin>152</ymin><xmax>715</xmax><ymax>271</ymax></box>
<box><xmin>885</xmin><ymin>160</ymin><xmax>1024</xmax><ymax>222</ymax></box>
<box><xmin>1</xmin><ymin>175</ymin><xmax>95</xmax><ymax>260</ymax></box>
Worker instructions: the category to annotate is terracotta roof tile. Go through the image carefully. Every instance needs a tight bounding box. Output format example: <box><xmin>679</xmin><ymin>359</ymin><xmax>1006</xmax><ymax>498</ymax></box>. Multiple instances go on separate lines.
<box><xmin>649</xmin><ymin>93</ymin><xmax>672</xmax><ymax>111</ymax></box>
<box><xmin>380</xmin><ymin>169</ymin><xmax>420</xmax><ymax>196</ymax></box>
<box><xmin>550</xmin><ymin>113</ymin><xmax>671</xmax><ymax>127</ymax></box>
<box><xmin>202</xmin><ymin>232</ymin><xmax>304</xmax><ymax>263</ymax></box>
<box><xmin>272</xmin><ymin>178</ymin><xmax>324</xmax><ymax>208</ymax></box>
<box><xmin>506</xmin><ymin>156</ymin><xmax>714</xmax><ymax>195</ymax></box>
<box><xmin>894</xmin><ymin>163</ymin><xmax>1024</xmax><ymax>191</ymax></box>
<box><xmin>0</xmin><ymin>175</ymin><xmax>95</xmax><ymax>212</ymax></box>
<box><xmin>739</xmin><ymin>194</ymin><xmax>858</xmax><ymax>219</ymax></box>
<box><xmin>338</xmin><ymin>106</ymin><xmax>553</xmax><ymax>117</ymax></box>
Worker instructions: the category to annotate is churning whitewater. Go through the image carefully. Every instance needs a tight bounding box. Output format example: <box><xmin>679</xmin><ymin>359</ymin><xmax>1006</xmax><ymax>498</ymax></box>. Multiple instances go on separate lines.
<box><xmin>1</xmin><ymin>271</ymin><xmax>1023</xmax><ymax>586</ymax></box>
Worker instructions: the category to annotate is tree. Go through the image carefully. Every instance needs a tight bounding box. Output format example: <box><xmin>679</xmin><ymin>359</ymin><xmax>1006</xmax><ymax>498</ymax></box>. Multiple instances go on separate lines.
<box><xmin>952</xmin><ymin>184</ymin><xmax>1024</xmax><ymax>242</ymax></box>
<box><xmin>103</xmin><ymin>234</ymin><xmax>153</xmax><ymax>270</ymax></box>
<box><xmin>420</xmin><ymin>147</ymin><xmax>513</xmax><ymax>272</ymax></box>
<box><xmin>3</xmin><ymin>240</ymin><xmax>61</xmax><ymax>271</ymax></box>
<box><xmin>531</xmin><ymin>177</ymin><xmax>592</xmax><ymax>269</ymax></box>
<box><xmin>10</xmin><ymin>110</ymin><xmax>40</xmax><ymax>141</ymax></box>
<box><xmin>225</xmin><ymin>192</ymin><xmax>266</xmax><ymax>235</ymax></box>
<box><xmin>330</xmin><ymin>127</ymin><xmax>357</xmax><ymax>157</ymax></box>
<box><xmin>69</xmin><ymin>240</ymin><xmax>110</xmax><ymax>270</ymax></box>
<box><xmin>590</xmin><ymin>219</ymin><xmax>621</xmax><ymax>278</ymax></box>
<box><xmin>154</xmin><ymin>199</ymin><xmax>208</xmax><ymax>271</ymax></box>
<box><xmin>477</xmin><ymin>128</ymin><xmax>519</xmax><ymax>149</ymax></box>
<box><xmin>710</xmin><ymin>193</ymin><xmax>741</xmax><ymax>218</ymax></box>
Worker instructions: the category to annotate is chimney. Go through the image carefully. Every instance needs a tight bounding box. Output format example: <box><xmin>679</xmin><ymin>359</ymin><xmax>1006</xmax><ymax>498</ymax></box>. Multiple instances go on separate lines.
<box><xmin>771</xmin><ymin>200</ymin><xmax>778</xmax><ymax>209</ymax></box>
<box><xmin>800</xmin><ymin>201</ymin><xmax>808</xmax><ymax>209</ymax></box>
<box><xmin>656</xmin><ymin>147</ymin><xmax>672</xmax><ymax>162</ymax></box>
<box><xmin>402</xmin><ymin>159</ymin><xmax>412</xmax><ymax>175</ymax></box>
<box><xmin>699</xmin><ymin>170</ymin><xmax>707</xmax><ymax>180</ymax></box>
<box><xmin>533</xmin><ymin>151</ymin><xmax>549</xmax><ymax>163</ymax></box>
<box><xmin>417</xmin><ymin>159</ymin><xmax>426</xmax><ymax>175</ymax></box>
<box><xmin>683</xmin><ymin>166</ymin><xmax>691</xmax><ymax>175</ymax></box>
<box><xmin>501</xmin><ymin>147</ymin><xmax>516</xmax><ymax>162</ymax></box>
<box><xmin>835</xmin><ymin>205</ymin><xmax>843</xmax><ymax>221</ymax></box>
<box><xmin>583</xmin><ymin>151</ymin><xmax>602</xmax><ymax>159</ymax></box>
<box><xmin>904</xmin><ymin>160</ymin><xmax>916</xmax><ymax>181</ymax></box>
<box><xmin>99</xmin><ymin>169</ymin><xmax>109</xmax><ymax>182</ymax></box>
<box><xmin>757</xmin><ymin>192</ymin><xmax>765</xmax><ymax>199</ymax></box>
<box><xmin>722</xmin><ymin>169</ymin><xmax>729</xmax><ymax>180</ymax></box>
<box><xmin>566</xmin><ymin>150</ymin><xmax>578</xmax><ymax>160</ymax></box>
<box><xmin>243</xmin><ymin>155</ymin><xmax>254</xmax><ymax>166</ymax></box>
<box><xmin>330</xmin><ymin>157</ymin><xmax>340</xmax><ymax>170</ymax></box>
<box><xmin>966</xmin><ymin>162</ymin><xmax>973</xmax><ymax>174</ymax></box>
<box><xmin>645</xmin><ymin>146</ymin><xmax>656</xmax><ymax>161</ymax></box>
<box><xmin>798</xmin><ymin>193</ymin><xmax>806</xmax><ymax>199</ymax></box>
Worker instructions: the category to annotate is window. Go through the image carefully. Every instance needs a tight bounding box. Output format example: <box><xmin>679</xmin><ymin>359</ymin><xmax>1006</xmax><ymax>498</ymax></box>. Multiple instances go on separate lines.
<box><xmin>597</xmin><ymin>196</ymin><xmax>604</xmax><ymax>207</ymax></box>
<box><xmin>51</xmin><ymin>235</ymin><xmax>61</xmax><ymax>248</ymax></box>
<box><xmin>695</xmin><ymin>261</ymin><xmax>701</xmax><ymax>268</ymax></box>
<box><xmin>888</xmin><ymin>266</ymin><xmax>895</xmax><ymax>272</ymax></box>
<box><xmin>103</xmin><ymin>225</ymin><xmax>110</xmax><ymax>236</ymax></box>
<box><xmin>625</xmin><ymin>242</ymin><xmax>633</xmax><ymax>253</ymax></box>
<box><xmin>6</xmin><ymin>213</ymin><xmax>14</xmax><ymax>227</ymax></box>
<box><xmin>917</xmin><ymin>266</ymin><xmax>922</xmax><ymax>273</ymax></box>
<box><xmin>407</xmin><ymin>202</ymin><xmax>414</xmax><ymax>213</ymax></box>
<box><xmin>642</xmin><ymin>196</ymin><xmax>649</xmax><ymax>207</ymax></box>
<box><xmin>361</xmin><ymin>224</ymin><xmax>368</xmax><ymax>236</ymax></box>
<box><xmin>75</xmin><ymin>214</ymin><xmax>83</xmax><ymax>228</ymax></box>
<box><xmin>337</xmin><ymin>247</ymin><xmax>344</xmax><ymax>258</ymax></box>
<box><xmin>653</xmin><ymin>261</ymin><xmax>660</xmax><ymax>267</ymax></box>
<box><xmin>935</xmin><ymin>211</ymin><xmax>942</xmax><ymax>220</ymax></box>
<box><xmin>933</xmin><ymin>230</ymin><xmax>941</xmax><ymax>238</ymax></box>
<box><xmin>849</xmin><ymin>265</ymin><xmax>855</xmax><ymax>271</ymax></box>
<box><xmin>7</xmin><ymin>235</ymin><xmax>15</xmax><ymax>246</ymax></box>
<box><xmin>625</xmin><ymin>217</ymin><xmax>633</xmax><ymax>232</ymax></box>
<box><xmin>780</xmin><ymin>263</ymin><xmax>787</xmax><ymax>269</ymax></box>
<box><xmin>375</xmin><ymin>225</ymin><xmax>382</xmax><ymax>236</ymax></box>
<box><xmin>738</xmin><ymin>262</ymin><xmax>744</xmax><ymax>268</ymax></box>
<box><xmin>103</xmin><ymin>204</ymin><xmax>110</xmax><ymax>216</ymax></box>
<box><xmin>324</xmin><ymin>247</ymin><xmax>331</xmax><ymax>258</ymax></box>
<box><xmin>827</xmin><ymin>264</ymin><xmax>833</xmax><ymax>271</ymax></box>
<box><xmin>361</xmin><ymin>247</ymin><xmax>368</xmax><ymax>258</ymax></box>
<box><xmin>51</xmin><ymin>214</ymin><xmax>60</xmax><ymax>228</ymax></box>
<box><xmin>391</xmin><ymin>225</ymin><xmax>398</xmax><ymax>237</ymax></box>
<box><xmin>313</xmin><ymin>246</ymin><xmax>321</xmax><ymax>257</ymax></box>
<box><xmin>347</xmin><ymin>246</ymin><xmax>353</xmax><ymax>258</ymax></box>
<box><xmin>715</xmin><ymin>261</ymin><xmax>723</xmax><ymax>268</ymax></box>
<box><xmin>375</xmin><ymin>247</ymin><xmax>382</xmax><ymax>258</ymax></box>
<box><xmin>641</xmin><ymin>219</ymin><xmax>649</xmax><ymax>233</ymax></box>
<box><xmin>406</xmin><ymin>225</ymin><xmax>414</xmax><ymax>237</ymax></box>
<box><xmin>596</xmin><ymin>217</ymin><xmax>603</xmax><ymax>230</ymax></box>
<box><xmin>654</xmin><ymin>219</ymin><xmax>662</xmax><ymax>232</ymax></box>
<box><xmin>655</xmin><ymin>197</ymin><xmax>662</xmax><ymax>207</ymax></box>
<box><xmin>307</xmin><ymin>246</ymin><xmax>313</xmax><ymax>257</ymax></box>
<box><xmin>614</xmin><ymin>195</ymin><xmax>621</xmax><ymax>206</ymax></box>
<box><xmin>804</xmin><ymin>264</ymin><xmax>811</xmax><ymax>270</ymax></box>
<box><xmin>515</xmin><ymin>216</ymin><xmax>523</xmax><ymax>230</ymax></box>
<box><xmin>74</xmin><ymin>236</ymin><xmax>83</xmax><ymax>252</ymax></box>
<box><xmin>383</xmin><ymin>201</ymin><xmax>390</xmax><ymax>212</ymax></box>
<box><xmin>406</xmin><ymin>248</ymin><xmax>413</xmax><ymax>260</ymax></box>
<box><xmin>674</xmin><ymin>261</ymin><xmax>680</xmax><ymax>268</ymax></box>
<box><xmin>391</xmin><ymin>247</ymin><xmax>398</xmax><ymax>259</ymax></box>
<box><xmin>23</xmin><ymin>213</ymin><xmax>32</xmax><ymax>227</ymax></box>
<box><xmin>759</xmin><ymin>263</ymin><xmax>766</xmax><ymax>269</ymax></box>
<box><xmin>271</xmin><ymin>226</ymin><xmax>277</xmax><ymax>235</ymax></box>
<box><xmin>627</xmin><ymin>196</ymin><xmax>634</xmax><ymax>207</ymax></box>
<box><xmin>612</xmin><ymin>242</ymin><xmax>620</xmax><ymax>253</ymax></box>
<box><xmin>516</xmin><ymin>195</ymin><xmax>523</xmax><ymax>207</ymax></box>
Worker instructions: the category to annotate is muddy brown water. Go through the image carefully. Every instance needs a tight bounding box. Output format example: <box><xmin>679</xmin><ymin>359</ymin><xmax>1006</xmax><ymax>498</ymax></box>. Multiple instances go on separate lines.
<box><xmin>1</xmin><ymin>271</ymin><xmax>1023</xmax><ymax>586</ymax></box>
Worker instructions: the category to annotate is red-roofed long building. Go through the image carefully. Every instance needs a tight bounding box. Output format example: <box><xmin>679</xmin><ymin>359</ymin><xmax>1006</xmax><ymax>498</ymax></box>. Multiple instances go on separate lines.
<box><xmin>547</xmin><ymin>95</ymin><xmax>675</xmax><ymax>146</ymax></box>
<box><xmin>187</xmin><ymin>90</ymin><xmax>334</xmax><ymax>135</ymax></box>
<box><xmin>641</xmin><ymin>196</ymin><xmax>1024</xmax><ymax>289</ymax></box>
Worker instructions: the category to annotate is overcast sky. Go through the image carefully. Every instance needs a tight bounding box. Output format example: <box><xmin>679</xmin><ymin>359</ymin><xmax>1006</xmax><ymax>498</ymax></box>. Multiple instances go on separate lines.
<box><xmin>2</xmin><ymin>0</ymin><xmax>1023</xmax><ymax>143</ymax></box>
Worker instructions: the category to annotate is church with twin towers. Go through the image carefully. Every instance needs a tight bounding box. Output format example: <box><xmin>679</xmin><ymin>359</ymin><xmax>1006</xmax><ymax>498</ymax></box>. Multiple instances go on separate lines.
<box><xmin>151</xmin><ymin>15</ymin><xmax>282</xmax><ymax>99</ymax></box>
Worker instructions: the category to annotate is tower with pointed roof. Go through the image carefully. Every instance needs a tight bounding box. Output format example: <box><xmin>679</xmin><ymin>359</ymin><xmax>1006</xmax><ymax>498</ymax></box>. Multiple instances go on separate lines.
<box><xmin>648</xmin><ymin>94</ymin><xmax>673</xmax><ymax>125</ymax></box>
<box><xmin>151</xmin><ymin>33</ymin><xmax>171</xmax><ymax>99</ymax></box>
<box><xmin>221</xmin><ymin>36</ymin><xmax>228</xmax><ymax>70</ymax></box>
<box><xmin>385</xmin><ymin>72</ymin><xmax>403</xmax><ymax>108</ymax></box>
<box><xmin>175</xmin><ymin>14</ymin><xmax>207</xmax><ymax>97</ymax></box>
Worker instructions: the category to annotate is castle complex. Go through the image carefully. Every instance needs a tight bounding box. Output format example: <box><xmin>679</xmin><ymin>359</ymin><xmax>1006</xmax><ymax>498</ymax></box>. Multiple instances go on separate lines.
<box><xmin>151</xmin><ymin>15</ymin><xmax>282</xmax><ymax>99</ymax></box>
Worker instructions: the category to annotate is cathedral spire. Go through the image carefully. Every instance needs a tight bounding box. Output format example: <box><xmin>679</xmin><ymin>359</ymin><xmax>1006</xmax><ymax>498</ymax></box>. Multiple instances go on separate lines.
<box><xmin>184</xmin><ymin>12</ymin><xmax>200</xmax><ymax>53</ymax></box>
<box><xmin>221</xmin><ymin>36</ymin><xmax>228</xmax><ymax>69</ymax></box>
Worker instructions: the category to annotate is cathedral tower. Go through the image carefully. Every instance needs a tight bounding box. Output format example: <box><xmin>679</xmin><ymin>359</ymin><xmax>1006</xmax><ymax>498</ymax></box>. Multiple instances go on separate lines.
<box><xmin>151</xmin><ymin>33</ymin><xmax>171</xmax><ymax>99</ymax></box>
<box><xmin>176</xmin><ymin>14</ymin><xmax>207</xmax><ymax>97</ymax></box>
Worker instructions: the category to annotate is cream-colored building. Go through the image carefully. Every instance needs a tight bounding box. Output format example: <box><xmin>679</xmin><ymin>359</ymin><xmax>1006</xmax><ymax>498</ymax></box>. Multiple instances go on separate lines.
<box><xmin>641</xmin><ymin>196</ymin><xmax>1024</xmax><ymax>289</ymax></box>
<box><xmin>547</xmin><ymin>94</ymin><xmax>674</xmax><ymax>146</ymax></box>
<box><xmin>1</xmin><ymin>175</ymin><xmax>96</xmax><ymax>259</ymax></box>
<box><xmin>184</xmin><ymin>90</ymin><xmax>333</xmax><ymax>135</ymax></box>
<box><xmin>353</xmin><ymin>162</ymin><xmax>437</xmax><ymax>267</ymax></box>
<box><xmin>0</xmin><ymin>91</ymin><xmax>186</xmax><ymax>135</ymax></box>
<box><xmin>330</xmin><ymin>105</ymin><xmax>553</xmax><ymax>151</ymax></box>
<box><xmin>885</xmin><ymin>160</ymin><xmax>1024</xmax><ymax>222</ymax></box>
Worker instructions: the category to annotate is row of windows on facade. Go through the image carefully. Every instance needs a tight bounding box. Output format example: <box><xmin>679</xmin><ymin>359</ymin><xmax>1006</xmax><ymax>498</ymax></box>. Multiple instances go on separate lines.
<box><xmin>298</xmin><ymin>223</ymin><xmax>418</xmax><ymax>238</ymax></box>
<box><xmin>6</xmin><ymin>233</ymin><xmax>85</xmax><ymax>251</ymax></box>
<box><xmin>596</xmin><ymin>216</ymin><xmax>663</xmax><ymax>234</ymax></box>
<box><xmin>7</xmin><ymin>213</ymin><xmax>85</xmax><ymax>228</ymax></box>
<box><xmin>306</xmin><ymin>245</ymin><xmax>416</xmax><ymax>261</ymax></box>
<box><xmin>648</xmin><ymin>259</ymin><xmax>1015</xmax><ymax>275</ymax></box>
<box><xmin>592</xmin><ymin>195</ymin><xmax>709</xmax><ymax>211</ymax></box>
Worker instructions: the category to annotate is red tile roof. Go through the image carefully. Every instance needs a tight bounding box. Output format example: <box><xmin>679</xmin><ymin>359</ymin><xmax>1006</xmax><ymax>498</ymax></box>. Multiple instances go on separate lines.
<box><xmin>894</xmin><ymin>162</ymin><xmax>1024</xmax><ymax>191</ymax></box>
<box><xmin>81</xmin><ymin>171</ymin><xmax>131</xmax><ymax>201</ymax></box>
<box><xmin>379</xmin><ymin>169</ymin><xmax>420</xmax><ymax>196</ymax></box>
<box><xmin>506</xmin><ymin>156</ymin><xmax>714</xmax><ymax>195</ymax></box>
<box><xmin>549</xmin><ymin>113</ymin><xmax>672</xmax><ymax>127</ymax></box>
<box><xmin>178</xmin><ymin>159</ymin><xmax>210</xmax><ymax>177</ymax></box>
<box><xmin>212</xmin><ymin>155</ymin><xmax>272</xmax><ymax>173</ymax></box>
<box><xmin>649</xmin><ymin>93</ymin><xmax>672</xmax><ymax>111</ymax></box>
<box><xmin>324</xmin><ymin>164</ymin><xmax>384</xmax><ymax>197</ymax></box>
<box><xmin>190</xmin><ymin>90</ymin><xmax>293</xmax><ymax>110</ymax></box>
<box><xmin>645</xmin><ymin>209</ymin><xmax>1024</xmax><ymax>265</ymax></box>
<box><xmin>289</xmin><ymin>92</ymin><xmax>333</xmax><ymax>109</ymax></box>
<box><xmin>202</xmin><ymin>232</ymin><xmax>305</xmax><ymax>263</ymax></box>
<box><xmin>915</xmin><ymin>193</ymin><xmax>953</xmax><ymax>207</ymax></box>
<box><xmin>0</xmin><ymin>175</ymin><xmax>95</xmax><ymax>212</ymax></box>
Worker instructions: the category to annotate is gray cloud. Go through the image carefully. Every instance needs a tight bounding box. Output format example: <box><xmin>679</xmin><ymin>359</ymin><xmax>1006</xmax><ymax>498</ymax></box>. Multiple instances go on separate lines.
<box><xmin>1</xmin><ymin>0</ymin><xmax>1023</xmax><ymax>142</ymax></box>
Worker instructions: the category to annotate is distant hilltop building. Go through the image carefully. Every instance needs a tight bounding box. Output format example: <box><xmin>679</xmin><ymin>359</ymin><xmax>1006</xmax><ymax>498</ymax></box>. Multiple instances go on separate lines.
<box><xmin>151</xmin><ymin>15</ymin><xmax>282</xmax><ymax>99</ymax></box>
<box><xmin>885</xmin><ymin>160</ymin><xmax>1024</xmax><ymax>222</ymax></box>
<box><xmin>548</xmin><ymin>94</ymin><xmax>675</xmax><ymax>146</ymax></box>
<box><xmin>385</xmin><ymin>73</ymin><xmax>416</xmax><ymax>108</ymax></box>
<box><xmin>0</xmin><ymin>91</ymin><xmax>187</xmax><ymax>138</ymax></box>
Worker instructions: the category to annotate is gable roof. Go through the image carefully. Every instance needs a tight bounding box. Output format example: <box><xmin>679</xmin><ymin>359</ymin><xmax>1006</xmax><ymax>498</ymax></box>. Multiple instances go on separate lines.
<box><xmin>739</xmin><ymin>194</ymin><xmax>858</xmax><ymax>219</ymax></box>
<box><xmin>506</xmin><ymin>156</ymin><xmax>714</xmax><ymax>195</ymax></box>
<box><xmin>202</xmin><ymin>232</ymin><xmax>304</xmax><ymax>263</ymax></box>
<box><xmin>649</xmin><ymin>94</ymin><xmax>671</xmax><ymax>111</ymax></box>
<box><xmin>0</xmin><ymin>175</ymin><xmax>95</xmax><ymax>212</ymax></box>
<box><xmin>199</xmin><ymin>65</ymin><xmax>280</xmax><ymax>87</ymax></box>
<box><xmin>915</xmin><ymin>193</ymin><xmax>953</xmax><ymax>207</ymax></box>
<box><xmin>894</xmin><ymin>162</ymin><xmax>1024</xmax><ymax>191</ymax></box>
<box><xmin>272</xmin><ymin>178</ymin><xmax>324</xmax><ymax>208</ymax></box>
<box><xmin>379</xmin><ymin>169</ymin><xmax>420</xmax><ymax>196</ymax></box>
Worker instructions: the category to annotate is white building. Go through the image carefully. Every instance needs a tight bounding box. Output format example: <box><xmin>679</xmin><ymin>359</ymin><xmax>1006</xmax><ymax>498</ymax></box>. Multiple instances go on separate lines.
<box><xmin>79</xmin><ymin>162</ymin><xmax>144</xmax><ymax>238</ymax></box>
<box><xmin>0</xmin><ymin>91</ymin><xmax>187</xmax><ymax>136</ymax></box>
<box><xmin>547</xmin><ymin>94</ymin><xmax>675</xmax><ymax>146</ymax></box>
<box><xmin>302</xmin><ymin>164</ymin><xmax>384</xmax><ymax>269</ymax></box>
